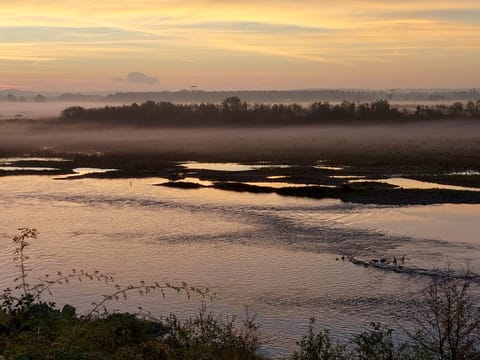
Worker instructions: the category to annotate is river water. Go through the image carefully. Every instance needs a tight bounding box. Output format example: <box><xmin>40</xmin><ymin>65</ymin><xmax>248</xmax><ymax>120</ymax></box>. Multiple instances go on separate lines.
<box><xmin>0</xmin><ymin>175</ymin><xmax>479</xmax><ymax>357</ymax></box>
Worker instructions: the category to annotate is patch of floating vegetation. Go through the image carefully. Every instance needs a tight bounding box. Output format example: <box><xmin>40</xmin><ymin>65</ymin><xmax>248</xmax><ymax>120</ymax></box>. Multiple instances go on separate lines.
<box><xmin>175</xmin><ymin>177</ymin><xmax>214</xmax><ymax>186</ymax></box>
<box><xmin>343</xmin><ymin>181</ymin><xmax>398</xmax><ymax>190</ymax></box>
<box><xmin>160</xmin><ymin>181</ymin><xmax>204</xmax><ymax>189</ymax></box>
<box><xmin>348</xmin><ymin>256</ymin><xmax>480</xmax><ymax>282</ymax></box>
<box><xmin>156</xmin><ymin>179</ymin><xmax>480</xmax><ymax>204</ymax></box>
<box><xmin>180</xmin><ymin>161</ymin><xmax>291</xmax><ymax>171</ymax></box>
<box><xmin>350</xmin><ymin>177</ymin><xmax>480</xmax><ymax>192</ymax></box>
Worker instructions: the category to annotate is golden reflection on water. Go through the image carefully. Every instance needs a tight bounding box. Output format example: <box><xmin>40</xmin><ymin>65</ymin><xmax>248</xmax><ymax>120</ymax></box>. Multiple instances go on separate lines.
<box><xmin>181</xmin><ymin>161</ymin><xmax>291</xmax><ymax>171</ymax></box>
<box><xmin>0</xmin><ymin>175</ymin><xmax>478</xmax><ymax>357</ymax></box>
<box><xmin>350</xmin><ymin>177</ymin><xmax>480</xmax><ymax>192</ymax></box>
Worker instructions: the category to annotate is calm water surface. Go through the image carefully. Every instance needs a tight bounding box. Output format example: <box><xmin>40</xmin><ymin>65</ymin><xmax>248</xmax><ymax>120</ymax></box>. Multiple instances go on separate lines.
<box><xmin>0</xmin><ymin>175</ymin><xmax>479</xmax><ymax>357</ymax></box>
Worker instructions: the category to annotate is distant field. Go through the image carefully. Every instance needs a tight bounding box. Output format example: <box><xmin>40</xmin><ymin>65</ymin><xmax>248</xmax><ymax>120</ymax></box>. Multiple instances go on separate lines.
<box><xmin>1</xmin><ymin>120</ymin><xmax>479</xmax><ymax>171</ymax></box>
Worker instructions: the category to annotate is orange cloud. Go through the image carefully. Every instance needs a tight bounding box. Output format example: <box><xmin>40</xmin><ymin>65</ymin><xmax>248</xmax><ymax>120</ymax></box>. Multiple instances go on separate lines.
<box><xmin>0</xmin><ymin>1</ymin><xmax>479</xmax><ymax>90</ymax></box>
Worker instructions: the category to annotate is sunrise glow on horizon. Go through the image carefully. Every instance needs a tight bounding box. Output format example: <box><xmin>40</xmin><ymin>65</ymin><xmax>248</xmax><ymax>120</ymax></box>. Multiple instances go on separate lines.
<box><xmin>1</xmin><ymin>0</ymin><xmax>479</xmax><ymax>91</ymax></box>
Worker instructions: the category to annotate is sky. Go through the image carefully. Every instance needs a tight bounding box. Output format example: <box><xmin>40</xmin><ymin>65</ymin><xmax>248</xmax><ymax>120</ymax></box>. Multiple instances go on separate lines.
<box><xmin>0</xmin><ymin>0</ymin><xmax>479</xmax><ymax>91</ymax></box>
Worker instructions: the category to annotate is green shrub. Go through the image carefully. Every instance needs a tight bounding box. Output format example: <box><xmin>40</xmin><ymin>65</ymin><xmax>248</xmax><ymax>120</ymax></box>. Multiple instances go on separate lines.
<box><xmin>290</xmin><ymin>318</ymin><xmax>348</xmax><ymax>360</ymax></box>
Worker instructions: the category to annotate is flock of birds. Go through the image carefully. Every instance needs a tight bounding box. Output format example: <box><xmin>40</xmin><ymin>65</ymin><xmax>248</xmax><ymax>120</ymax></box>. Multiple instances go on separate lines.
<box><xmin>336</xmin><ymin>254</ymin><xmax>407</xmax><ymax>267</ymax></box>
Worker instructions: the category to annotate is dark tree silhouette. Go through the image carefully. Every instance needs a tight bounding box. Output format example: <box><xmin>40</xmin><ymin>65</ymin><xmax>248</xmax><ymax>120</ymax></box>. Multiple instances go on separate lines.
<box><xmin>59</xmin><ymin>98</ymin><xmax>480</xmax><ymax>127</ymax></box>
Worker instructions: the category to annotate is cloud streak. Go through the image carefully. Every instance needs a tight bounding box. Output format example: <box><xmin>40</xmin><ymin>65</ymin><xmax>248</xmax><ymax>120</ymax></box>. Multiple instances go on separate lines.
<box><xmin>127</xmin><ymin>72</ymin><xmax>159</xmax><ymax>84</ymax></box>
<box><xmin>112</xmin><ymin>73</ymin><xmax>159</xmax><ymax>85</ymax></box>
<box><xmin>0</xmin><ymin>1</ymin><xmax>479</xmax><ymax>90</ymax></box>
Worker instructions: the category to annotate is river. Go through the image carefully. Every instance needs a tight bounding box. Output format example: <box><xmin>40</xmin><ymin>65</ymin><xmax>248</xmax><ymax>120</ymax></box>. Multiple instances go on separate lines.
<box><xmin>0</xmin><ymin>174</ymin><xmax>479</xmax><ymax>357</ymax></box>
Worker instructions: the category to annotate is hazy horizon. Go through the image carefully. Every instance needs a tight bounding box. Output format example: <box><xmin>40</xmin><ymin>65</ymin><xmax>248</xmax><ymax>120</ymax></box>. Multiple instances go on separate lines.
<box><xmin>2</xmin><ymin>87</ymin><xmax>480</xmax><ymax>95</ymax></box>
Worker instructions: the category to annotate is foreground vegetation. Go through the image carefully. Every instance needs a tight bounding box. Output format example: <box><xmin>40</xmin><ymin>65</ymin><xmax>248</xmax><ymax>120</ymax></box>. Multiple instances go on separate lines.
<box><xmin>0</xmin><ymin>300</ymin><xmax>261</xmax><ymax>359</ymax></box>
<box><xmin>2</xmin><ymin>229</ymin><xmax>480</xmax><ymax>359</ymax></box>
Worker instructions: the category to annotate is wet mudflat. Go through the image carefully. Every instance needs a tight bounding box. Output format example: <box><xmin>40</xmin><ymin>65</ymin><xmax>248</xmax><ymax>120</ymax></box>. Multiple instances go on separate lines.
<box><xmin>1</xmin><ymin>156</ymin><xmax>479</xmax><ymax>205</ymax></box>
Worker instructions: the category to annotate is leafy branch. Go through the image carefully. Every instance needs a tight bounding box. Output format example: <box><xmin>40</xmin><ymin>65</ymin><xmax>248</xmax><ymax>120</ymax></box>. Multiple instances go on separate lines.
<box><xmin>87</xmin><ymin>281</ymin><xmax>212</xmax><ymax>319</ymax></box>
<box><xmin>31</xmin><ymin>269</ymin><xmax>115</xmax><ymax>300</ymax></box>
<box><xmin>4</xmin><ymin>227</ymin><xmax>212</xmax><ymax>318</ymax></box>
<box><xmin>12</xmin><ymin>227</ymin><xmax>37</xmax><ymax>297</ymax></box>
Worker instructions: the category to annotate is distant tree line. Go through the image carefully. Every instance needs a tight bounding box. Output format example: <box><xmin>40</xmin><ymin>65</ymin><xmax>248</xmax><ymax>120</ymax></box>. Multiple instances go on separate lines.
<box><xmin>0</xmin><ymin>93</ymin><xmax>46</xmax><ymax>103</ymax></box>
<box><xmin>102</xmin><ymin>89</ymin><xmax>480</xmax><ymax>103</ymax></box>
<box><xmin>2</xmin><ymin>88</ymin><xmax>480</xmax><ymax>104</ymax></box>
<box><xmin>59</xmin><ymin>97</ymin><xmax>480</xmax><ymax>127</ymax></box>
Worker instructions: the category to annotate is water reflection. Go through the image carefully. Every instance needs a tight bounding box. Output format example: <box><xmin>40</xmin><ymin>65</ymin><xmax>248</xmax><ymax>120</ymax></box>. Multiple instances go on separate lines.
<box><xmin>0</xmin><ymin>157</ymin><xmax>69</xmax><ymax>172</ymax></box>
<box><xmin>331</xmin><ymin>175</ymin><xmax>366</xmax><ymax>179</ymax></box>
<box><xmin>0</xmin><ymin>166</ymin><xmax>60</xmax><ymax>171</ymax></box>
<box><xmin>0</xmin><ymin>175</ymin><xmax>478</xmax><ymax>357</ymax></box>
<box><xmin>72</xmin><ymin>168</ymin><xmax>118</xmax><ymax>176</ymax></box>
<box><xmin>245</xmin><ymin>182</ymin><xmax>335</xmax><ymax>189</ymax></box>
<box><xmin>314</xmin><ymin>165</ymin><xmax>343</xmax><ymax>171</ymax></box>
<box><xmin>314</xmin><ymin>160</ymin><xmax>343</xmax><ymax>171</ymax></box>
<box><xmin>448</xmin><ymin>170</ymin><xmax>480</xmax><ymax>176</ymax></box>
<box><xmin>350</xmin><ymin>177</ymin><xmax>480</xmax><ymax>192</ymax></box>
<box><xmin>267</xmin><ymin>175</ymin><xmax>288</xmax><ymax>179</ymax></box>
<box><xmin>180</xmin><ymin>161</ymin><xmax>291</xmax><ymax>171</ymax></box>
<box><xmin>0</xmin><ymin>157</ymin><xmax>70</xmax><ymax>164</ymax></box>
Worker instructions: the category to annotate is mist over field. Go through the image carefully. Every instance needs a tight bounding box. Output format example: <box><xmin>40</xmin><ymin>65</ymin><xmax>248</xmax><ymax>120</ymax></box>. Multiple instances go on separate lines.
<box><xmin>0</xmin><ymin>102</ymin><xmax>121</xmax><ymax>120</ymax></box>
<box><xmin>1</xmin><ymin>118</ymin><xmax>479</xmax><ymax>161</ymax></box>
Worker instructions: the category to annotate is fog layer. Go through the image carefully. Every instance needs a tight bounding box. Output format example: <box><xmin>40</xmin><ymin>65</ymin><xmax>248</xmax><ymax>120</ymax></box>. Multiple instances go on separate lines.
<box><xmin>1</xmin><ymin>120</ymin><xmax>479</xmax><ymax>162</ymax></box>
